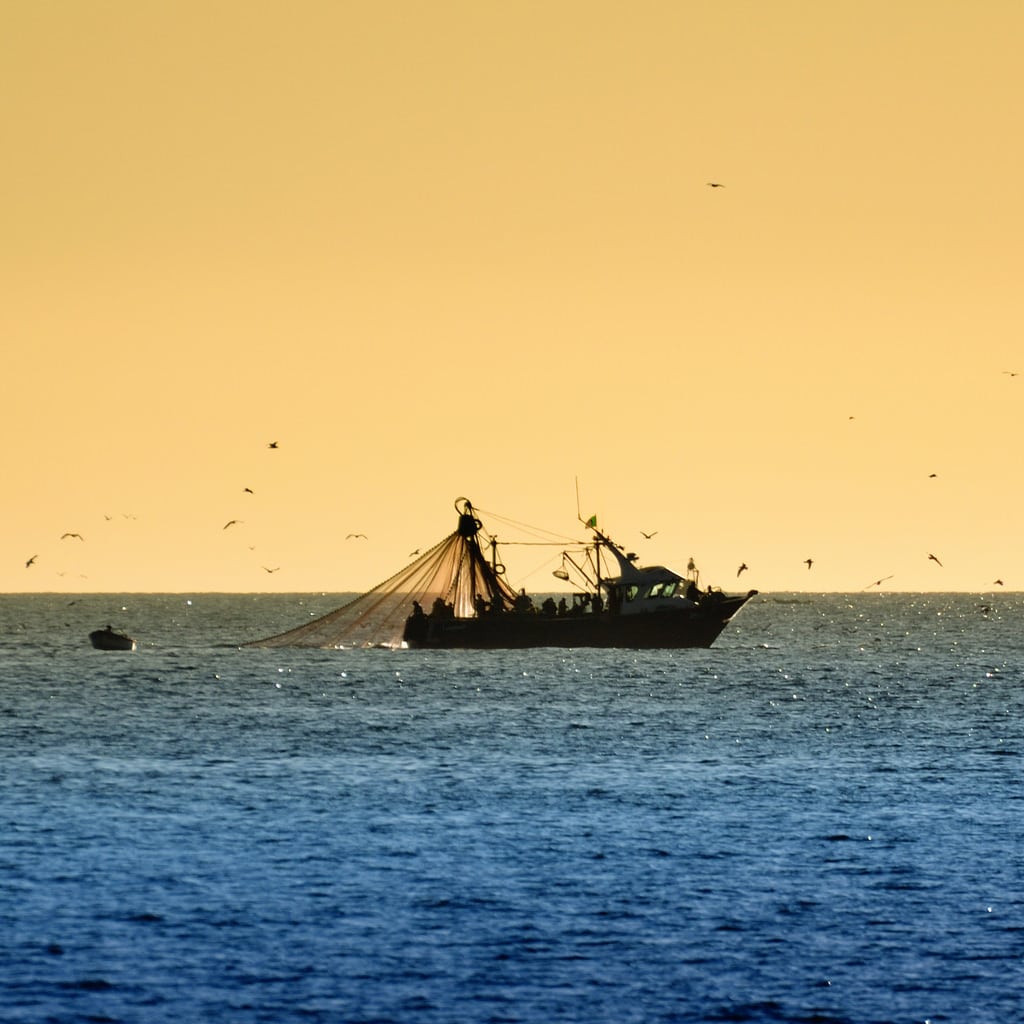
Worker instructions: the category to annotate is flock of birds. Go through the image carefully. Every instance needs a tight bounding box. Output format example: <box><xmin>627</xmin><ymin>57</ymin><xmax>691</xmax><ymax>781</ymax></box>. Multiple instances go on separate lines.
<box><xmin>635</xmin><ymin>500</ymin><xmax>1001</xmax><ymax>591</ymax></box>
<box><xmin>639</xmin><ymin>360</ymin><xmax>1016</xmax><ymax>592</ymax></box>
<box><xmin>720</xmin><ymin>518</ymin><xmax>1006</xmax><ymax>590</ymax></box>
<box><xmin>218</xmin><ymin>443</ymin><xmax>368</xmax><ymax>575</ymax></box>
<box><xmin>24</xmin><ymin>465</ymin><xmax>1013</xmax><ymax>589</ymax></box>
<box><xmin>21</xmin><ymin>363</ymin><xmax>1021</xmax><ymax>592</ymax></box>
<box><xmin>730</xmin><ymin>556</ymin><xmax>1001</xmax><ymax>590</ymax></box>
<box><xmin>20</xmin><ymin>441</ymin><xmax>363</xmax><ymax>581</ymax></box>
<box><xmin>15</xmin><ymin>179</ymin><xmax>1020</xmax><ymax>590</ymax></box>
<box><xmin>21</xmin><ymin>437</ymin><xmax>383</xmax><ymax>582</ymax></box>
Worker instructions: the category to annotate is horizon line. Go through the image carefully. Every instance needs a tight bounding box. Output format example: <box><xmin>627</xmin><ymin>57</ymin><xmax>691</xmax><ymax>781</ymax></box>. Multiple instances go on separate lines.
<box><xmin>1</xmin><ymin>589</ymin><xmax>1019</xmax><ymax>597</ymax></box>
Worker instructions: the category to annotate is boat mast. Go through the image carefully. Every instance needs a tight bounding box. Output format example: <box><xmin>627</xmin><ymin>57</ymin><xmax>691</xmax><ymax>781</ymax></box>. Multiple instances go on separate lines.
<box><xmin>576</xmin><ymin>477</ymin><xmax>602</xmax><ymax>596</ymax></box>
<box><xmin>489</xmin><ymin>536</ymin><xmax>502</xmax><ymax>580</ymax></box>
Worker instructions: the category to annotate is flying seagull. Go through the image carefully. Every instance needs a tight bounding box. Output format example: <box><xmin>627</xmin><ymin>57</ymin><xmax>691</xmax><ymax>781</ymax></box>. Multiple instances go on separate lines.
<box><xmin>737</xmin><ymin>562</ymin><xmax>748</xmax><ymax>577</ymax></box>
<box><xmin>864</xmin><ymin>575</ymin><xmax>894</xmax><ymax>589</ymax></box>
<box><xmin>243</xmin><ymin>487</ymin><xmax>254</xmax><ymax>494</ymax></box>
<box><xmin>267</xmin><ymin>441</ymin><xmax>279</xmax><ymax>449</ymax></box>
<box><xmin>25</xmin><ymin>555</ymin><xmax>37</xmax><ymax>568</ymax></box>
<box><xmin>223</xmin><ymin>520</ymin><xmax>242</xmax><ymax>530</ymax></box>
<box><xmin>60</xmin><ymin>533</ymin><xmax>84</xmax><ymax>541</ymax></box>
<box><xmin>640</xmin><ymin>530</ymin><xmax>658</xmax><ymax>539</ymax></box>
<box><xmin>346</xmin><ymin>533</ymin><xmax>368</xmax><ymax>540</ymax></box>
<box><xmin>706</xmin><ymin>182</ymin><xmax>725</xmax><ymax>188</ymax></box>
<box><xmin>928</xmin><ymin>553</ymin><xmax>943</xmax><ymax>567</ymax></box>
<box><xmin>262</xmin><ymin>566</ymin><xmax>280</xmax><ymax>573</ymax></box>
<box><xmin>994</xmin><ymin>579</ymin><xmax>1004</xmax><ymax>586</ymax></box>
<box><xmin>804</xmin><ymin>558</ymin><xmax>814</xmax><ymax>570</ymax></box>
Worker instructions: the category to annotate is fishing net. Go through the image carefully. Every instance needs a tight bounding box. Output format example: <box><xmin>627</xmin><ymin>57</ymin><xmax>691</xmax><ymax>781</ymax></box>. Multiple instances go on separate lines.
<box><xmin>245</xmin><ymin>500</ymin><xmax>523</xmax><ymax>649</ymax></box>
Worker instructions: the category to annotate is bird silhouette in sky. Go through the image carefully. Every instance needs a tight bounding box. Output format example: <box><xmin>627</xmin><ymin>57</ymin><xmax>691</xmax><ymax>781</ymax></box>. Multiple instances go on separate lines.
<box><xmin>804</xmin><ymin>558</ymin><xmax>814</xmax><ymax>570</ymax></box>
<box><xmin>346</xmin><ymin>533</ymin><xmax>368</xmax><ymax>540</ymax></box>
<box><xmin>244</xmin><ymin>487</ymin><xmax>254</xmax><ymax>494</ymax></box>
<box><xmin>409</xmin><ymin>548</ymin><xmax>421</xmax><ymax>557</ymax></box>
<box><xmin>994</xmin><ymin>579</ymin><xmax>1005</xmax><ymax>586</ymax></box>
<box><xmin>864</xmin><ymin>575</ymin><xmax>894</xmax><ymax>589</ymax></box>
<box><xmin>928</xmin><ymin>473</ymin><xmax>938</xmax><ymax>479</ymax></box>
<box><xmin>267</xmin><ymin>441</ymin><xmax>279</xmax><ymax>449</ymax></box>
<box><xmin>640</xmin><ymin>530</ymin><xmax>658</xmax><ymax>539</ymax></box>
<box><xmin>25</xmin><ymin>555</ymin><xmax>37</xmax><ymax>568</ymax></box>
<box><xmin>737</xmin><ymin>562</ymin><xmax>748</xmax><ymax>577</ymax></box>
<box><xmin>928</xmin><ymin>553</ymin><xmax>943</xmax><ymax>567</ymax></box>
<box><xmin>60</xmin><ymin>533</ymin><xmax>84</xmax><ymax>541</ymax></box>
<box><xmin>706</xmin><ymin>182</ymin><xmax>725</xmax><ymax>188</ymax></box>
<box><xmin>223</xmin><ymin>520</ymin><xmax>242</xmax><ymax>530</ymax></box>
<box><xmin>1003</xmin><ymin>371</ymin><xmax>1018</xmax><ymax>377</ymax></box>
<box><xmin>263</xmin><ymin>566</ymin><xmax>280</xmax><ymax>573</ymax></box>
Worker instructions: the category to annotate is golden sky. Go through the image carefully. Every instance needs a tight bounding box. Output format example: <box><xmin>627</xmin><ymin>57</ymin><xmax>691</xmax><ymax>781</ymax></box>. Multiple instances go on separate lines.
<box><xmin>3</xmin><ymin>1</ymin><xmax>1022</xmax><ymax>594</ymax></box>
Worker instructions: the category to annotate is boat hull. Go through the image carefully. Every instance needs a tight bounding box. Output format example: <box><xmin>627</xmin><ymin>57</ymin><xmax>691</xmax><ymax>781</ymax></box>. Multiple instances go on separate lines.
<box><xmin>89</xmin><ymin>628</ymin><xmax>136</xmax><ymax>652</ymax></box>
<box><xmin>403</xmin><ymin>594</ymin><xmax>754</xmax><ymax>650</ymax></box>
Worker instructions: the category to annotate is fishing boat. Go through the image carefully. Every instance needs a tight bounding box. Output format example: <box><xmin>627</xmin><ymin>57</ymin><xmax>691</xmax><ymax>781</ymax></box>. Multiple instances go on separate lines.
<box><xmin>89</xmin><ymin>625</ymin><xmax>137</xmax><ymax>651</ymax></box>
<box><xmin>247</xmin><ymin>498</ymin><xmax>757</xmax><ymax>650</ymax></box>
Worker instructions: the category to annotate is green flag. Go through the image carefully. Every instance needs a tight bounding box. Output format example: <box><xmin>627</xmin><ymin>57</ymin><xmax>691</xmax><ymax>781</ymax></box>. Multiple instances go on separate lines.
<box><xmin>585</xmin><ymin>515</ymin><xmax>598</xmax><ymax>528</ymax></box>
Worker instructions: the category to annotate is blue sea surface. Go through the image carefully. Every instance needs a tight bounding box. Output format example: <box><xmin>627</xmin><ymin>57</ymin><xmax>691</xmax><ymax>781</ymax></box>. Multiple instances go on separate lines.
<box><xmin>1</xmin><ymin>592</ymin><xmax>1022</xmax><ymax>1023</ymax></box>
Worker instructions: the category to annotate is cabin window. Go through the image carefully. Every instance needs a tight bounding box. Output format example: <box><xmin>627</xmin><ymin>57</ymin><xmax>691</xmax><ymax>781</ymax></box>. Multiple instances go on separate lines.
<box><xmin>625</xmin><ymin>585</ymin><xmax>639</xmax><ymax>602</ymax></box>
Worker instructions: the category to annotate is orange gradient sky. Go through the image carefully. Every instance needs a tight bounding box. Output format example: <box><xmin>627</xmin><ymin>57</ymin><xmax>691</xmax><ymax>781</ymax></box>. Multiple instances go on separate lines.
<box><xmin>3</xmin><ymin>1</ymin><xmax>1022</xmax><ymax>594</ymax></box>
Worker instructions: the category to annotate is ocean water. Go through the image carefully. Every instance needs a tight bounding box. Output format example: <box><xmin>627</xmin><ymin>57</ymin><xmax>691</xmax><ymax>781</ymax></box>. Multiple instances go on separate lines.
<box><xmin>2</xmin><ymin>592</ymin><xmax>1022</xmax><ymax>1024</ymax></box>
